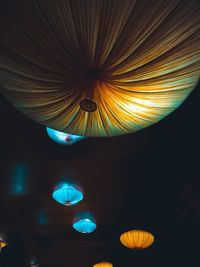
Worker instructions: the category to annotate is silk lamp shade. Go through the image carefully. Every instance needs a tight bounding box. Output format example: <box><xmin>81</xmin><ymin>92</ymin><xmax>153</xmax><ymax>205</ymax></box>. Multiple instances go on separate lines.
<box><xmin>120</xmin><ymin>230</ymin><xmax>154</xmax><ymax>249</ymax></box>
<box><xmin>0</xmin><ymin>0</ymin><xmax>200</xmax><ymax>136</ymax></box>
<box><xmin>93</xmin><ymin>262</ymin><xmax>113</xmax><ymax>267</ymax></box>
<box><xmin>46</xmin><ymin>127</ymin><xmax>85</xmax><ymax>145</ymax></box>
<box><xmin>0</xmin><ymin>240</ymin><xmax>7</xmax><ymax>252</ymax></box>
<box><xmin>52</xmin><ymin>183</ymin><xmax>83</xmax><ymax>206</ymax></box>
<box><xmin>73</xmin><ymin>218</ymin><xmax>97</xmax><ymax>234</ymax></box>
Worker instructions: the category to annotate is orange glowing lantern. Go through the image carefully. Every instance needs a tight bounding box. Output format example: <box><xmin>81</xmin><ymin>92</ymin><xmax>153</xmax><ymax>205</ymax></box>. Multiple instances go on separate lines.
<box><xmin>120</xmin><ymin>230</ymin><xmax>154</xmax><ymax>249</ymax></box>
<box><xmin>93</xmin><ymin>262</ymin><xmax>113</xmax><ymax>267</ymax></box>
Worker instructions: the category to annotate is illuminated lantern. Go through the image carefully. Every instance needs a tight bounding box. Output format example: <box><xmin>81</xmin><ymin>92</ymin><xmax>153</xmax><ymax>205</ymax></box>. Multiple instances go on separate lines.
<box><xmin>73</xmin><ymin>218</ymin><xmax>97</xmax><ymax>234</ymax></box>
<box><xmin>93</xmin><ymin>262</ymin><xmax>113</xmax><ymax>267</ymax></box>
<box><xmin>0</xmin><ymin>239</ymin><xmax>7</xmax><ymax>252</ymax></box>
<box><xmin>52</xmin><ymin>183</ymin><xmax>83</xmax><ymax>206</ymax></box>
<box><xmin>0</xmin><ymin>0</ymin><xmax>200</xmax><ymax>136</ymax></box>
<box><xmin>120</xmin><ymin>230</ymin><xmax>154</xmax><ymax>249</ymax></box>
<box><xmin>30</xmin><ymin>258</ymin><xmax>40</xmax><ymax>267</ymax></box>
<box><xmin>46</xmin><ymin>127</ymin><xmax>85</xmax><ymax>145</ymax></box>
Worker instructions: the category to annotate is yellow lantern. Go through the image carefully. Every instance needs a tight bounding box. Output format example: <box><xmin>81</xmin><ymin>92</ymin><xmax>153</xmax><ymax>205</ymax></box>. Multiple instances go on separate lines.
<box><xmin>120</xmin><ymin>230</ymin><xmax>154</xmax><ymax>249</ymax></box>
<box><xmin>93</xmin><ymin>262</ymin><xmax>113</xmax><ymax>267</ymax></box>
<box><xmin>0</xmin><ymin>240</ymin><xmax>7</xmax><ymax>252</ymax></box>
<box><xmin>0</xmin><ymin>0</ymin><xmax>200</xmax><ymax>137</ymax></box>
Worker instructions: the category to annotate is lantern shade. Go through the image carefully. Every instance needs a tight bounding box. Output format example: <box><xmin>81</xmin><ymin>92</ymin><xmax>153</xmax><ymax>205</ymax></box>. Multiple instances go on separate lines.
<box><xmin>0</xmin><ymin>240</ymin><xmax>7</xmax><ymax>251</ymax></box>
<box><xmin>120</xmin><ymin>230</ymin><xmax>154</xmax><ymax>249</ymax></box>
<box><xmin>93</xmin><ymin>262</ymin><xmax>113</xmax><ymax>267</ymax></box>
<box><xmin>0</xmin><ymin>0</ymin><xmax>200</xmax><ymax>136</ymax></box>
<box><xmin>30</xmin><ymin>258</ymin><xmax>40</xmax><ymax>267</ymax></box>
<box><xmin>46</xmin><ymin>127</ymin><xmax>85</xmax><ymax>145</ymax></box>
<box><xmin>52</xmin><ymin>183</ymin><xmax>83</xmax><ymax>206</ymax></box>
<box><xmin>73</xmin><ymin>218</ymin><xmax>97</xmax><ymax>234</ymax></box>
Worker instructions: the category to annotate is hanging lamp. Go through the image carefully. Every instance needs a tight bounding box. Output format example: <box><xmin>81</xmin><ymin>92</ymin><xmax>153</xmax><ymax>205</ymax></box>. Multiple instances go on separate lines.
<box><xmin>0</xmin><ymin>239</ymin><xmax>7</xmax><ymax>252</ymax></box>
<box><xmin>120</xmin><ymin>230</ymin><xmax>154</xmax><ymax>249</ymax></box>
<box><xmin>93</xmin><ymin>262</ymin><xmax>113</xmax><ymax>267</ymax></box>
<box><xmin>46</xmin><ymin>127</ymin><xmax>85</xmax><ymax>145</ymax></box>
<box><xmin>52</xmin><ymin>183</ymin><xmax>83</xmax><ymax>206</ymax></box>
<box><xmin>73</xmin><ymin>218</ymin><xmax>97</xmax><ymax>234</ymax></box>
<box><xmin>0</xmin><ymin>0</ymin><xmax>200</xmax><ymax>136</ymax></box>
<box><xmin>73</xmin><ymin>214</ymin><xmax>97</xmax><ymax>234</ymax></box>
<box><xmin>30</xmin><ymin>258</ymin><xmax>40</xmax><ymax>267</ymax></box>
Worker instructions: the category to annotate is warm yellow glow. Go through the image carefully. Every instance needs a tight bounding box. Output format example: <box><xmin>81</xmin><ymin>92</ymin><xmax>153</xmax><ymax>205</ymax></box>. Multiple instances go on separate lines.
<box><xmin>0</xmin><ymin>0</ymin><xmax>200</xmax><ymax>136</ymax></box>
<box><xmin>0</xmin><ymin>241</ymin><xmax>7</xmax><ymax>249</ymax></box>
<box><xmin>120</xmin><ymin>230</ymin><xmax>154</xmax><ymax>249</ymax></box>
<box><xmin>93</xmin><ymin>262</ymin><xmax>113</xmax><ymax>267</ymax></box>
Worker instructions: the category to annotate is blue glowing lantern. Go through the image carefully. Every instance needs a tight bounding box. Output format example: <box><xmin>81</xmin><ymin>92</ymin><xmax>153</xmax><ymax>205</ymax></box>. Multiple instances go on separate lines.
<box><xmin>73</xmin><ymin>218</ymin><xmax>97</xmax><ymax>234</ymax></box>
<box><xmin>10</xmin><ymin>162</ymin><xmax>29</xmax><ymax>195</ymax></box>
<box><xmin>30</xmin><ymin>258</ymin><xmax>39</xmax><ymax>267</ymax></box>
<box><xmin>52</xmin><ymin>183</ymin><xmax>83</xmax><ymax>206</ymax></box>
<box><xmin>46</xmin><ymin>127</ymin><xmax>86</xmax><ymax>145</ymax></box>
<box><xmin>36</xmin><ymin>210</ymin><xmax>48</xmax><ymax>225</ymax></box>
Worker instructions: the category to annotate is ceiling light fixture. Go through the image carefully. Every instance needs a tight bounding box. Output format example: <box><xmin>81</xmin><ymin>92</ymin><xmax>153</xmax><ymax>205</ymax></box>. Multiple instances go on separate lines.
<box><xmin>47</xmin><ymin>127</ymin><xmax>85</xmax><ymax>145</ymax></box>
<box><xmin>120</xmin><ymin>230</ymin><xmax>154</xmax><ymax>249</ymax></box>
<box><xmin>1</xmin><ymin>1</ymin><xmax>199</xmax><ymax>137</ymax></box>
<box><xmin>93</xmin><ymin>262</ymin><xmax>113</xmax><ymax>267</ymax></box>
<box><xmin>0</xmin><ymin>239</ymin><xmax>7</xmax><ymax>252</ymax></box>
<box><xmin>73</xmin><ymin>218</ymin><xmax>97</xmax><ymax>234</ymax></box>
<box><xmin>52</xmin><ymin>183</ymin><xmax>83</xmax><ymax>206</ymax></box>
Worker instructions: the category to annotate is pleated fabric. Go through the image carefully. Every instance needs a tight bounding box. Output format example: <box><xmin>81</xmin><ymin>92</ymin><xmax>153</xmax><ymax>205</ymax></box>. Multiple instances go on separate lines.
<box><xmin>0</xmin><ymin>0</ymin><xmax>200</xmax><ymax>136</ymax></box>
<box><xmin>120</xmin><ymin>230</ymin><xmax>154</xmax><ymax>249</ymax></box>
<box><xmin>93</xmin><ymin>262</ymin><xmax>113</xmax><ymax>267</ymax></box>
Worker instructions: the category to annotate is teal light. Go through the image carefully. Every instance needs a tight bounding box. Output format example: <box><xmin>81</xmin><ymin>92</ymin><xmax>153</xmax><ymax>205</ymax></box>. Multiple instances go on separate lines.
<box><xmin>36</xmin><ymin>210</ymin><xmax>48</xmax><ymax>225</ymax></box>
<box><xmin>73</xmin><ymin>218</ymin><xmax>97</xmax><ymax>234</ymax></box>
<box><xmin>46</xmin><ymin>127</ymin><xmax>86</xmax><ymax>145</ymax></box>
<box><xmin>10</xmin><ymin>162</ymin><xmax>29</xmax><ymax>195</ymax></box>
<box><xmin>52</xmin><ymin>183</ymin><xmax>83</xmax><ymax>206</ymax></box>
<box><xmin>30</xmin><ymin>258</ymin><xmax>39</xmax><ymax>267</ymax></box>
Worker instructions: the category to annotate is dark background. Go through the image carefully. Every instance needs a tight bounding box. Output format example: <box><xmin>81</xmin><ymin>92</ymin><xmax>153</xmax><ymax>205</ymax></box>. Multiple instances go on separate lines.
<box><xmin>0</xmin><ymin>80</ymin><xmax>199</xmax><ymax>266</ymax></box>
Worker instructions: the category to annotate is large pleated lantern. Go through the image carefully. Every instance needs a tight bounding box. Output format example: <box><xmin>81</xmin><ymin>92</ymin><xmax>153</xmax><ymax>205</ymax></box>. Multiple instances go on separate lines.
<box><xmin>120</xmin><ymin>230</ymin><xmax>154</xmax><ymax>249</ymax></box>
<box><xmin>52</xmin><ymin>183</ymin><xmax>83</xmax><ymax>206</ymax></box>
<box><xmin>46</xmin><ymin>127</ymin><xmax>85</xmax><ymax>145</ymax></box>
<box><xmin>93</xmin><ymin>262</ymin><xmax>113</xmax><ymax>267</ymax></box>
<box><xmin>0</xmin><ymin>0</ymin><xmax>200</xmax><ymax>137</ymax></box>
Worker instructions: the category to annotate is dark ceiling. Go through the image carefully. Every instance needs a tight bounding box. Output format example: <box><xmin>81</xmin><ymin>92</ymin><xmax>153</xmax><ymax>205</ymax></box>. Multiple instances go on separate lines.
<box><xmin>0</xmin><ymin>78</ymin><xmax>199</xmax><ymax>267</ymax></box>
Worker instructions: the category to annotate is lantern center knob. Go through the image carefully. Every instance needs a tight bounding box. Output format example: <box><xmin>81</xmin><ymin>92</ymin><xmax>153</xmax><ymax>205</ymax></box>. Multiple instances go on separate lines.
<box><xmin>80</xmin><ymin>99</ymin><xmax>97</xmax><ymax>112</ymax></box>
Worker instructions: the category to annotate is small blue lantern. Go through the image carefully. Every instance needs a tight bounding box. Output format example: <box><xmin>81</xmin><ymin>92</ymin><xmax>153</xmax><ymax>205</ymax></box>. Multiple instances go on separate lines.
<box><xmin>52</xmin><ymin>183</ymin><xmax>83</xmax><ymax>206</ymax></box>
<box><xmin>73</xmin><ymin>216</ymin><xmax>97</xmax><ymax>234</ymax></box>
<box><xmin>46</xmin><ymin>127</ymin><xmax>86</xmax><ymax>145</ymax></box>
<box><xmin>30</xmin><ymin>258</ymin><xmax>39</xmax><ymax>267</ymax></box>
